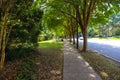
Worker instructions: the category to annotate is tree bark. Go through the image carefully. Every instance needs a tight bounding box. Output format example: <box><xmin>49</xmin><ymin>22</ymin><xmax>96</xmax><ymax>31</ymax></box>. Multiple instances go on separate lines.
<box><xmin>0</xmin><ymin>13</ymin><xmax>7</xmax><ymax>69</ymax></box>
<box><xmin>69</xmin><ymin>34</ymin><xmax>72</xmax><ymax>42</ymax></box>
<box><xmin>73</xmin><ymin>33</ymin><xmax>75</xmax><ymax>44</ymax></box>
<box><xmin>0</xmin><ymin>0</ymin><xmax>13</xmax><ymax>69</ymax></box>
<box><xmin>76</xmin><ymin>11</ymin><xmax>79</xmax><ymax>49</ymax></box>
<box><xmin>76</xmin><ymin>24</ymin><xmax>79</xmax><ymax>49</ymax></box>
<box><xmin>71</xmin><ymin>18</ymin><xmax>75</xmax><ymax>44</ymax></box>
<box><xmin>82</xmin><ymin>27</ymin><xmax>87</xmax><ymax>51</ymax></box>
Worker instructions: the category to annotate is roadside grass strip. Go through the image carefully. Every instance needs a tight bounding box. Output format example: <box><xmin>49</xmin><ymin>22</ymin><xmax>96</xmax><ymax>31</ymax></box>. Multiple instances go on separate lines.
<box><xmin>81</xmin><ymin>52</ymin><xmax>120</xmax><ymax>80</ymax></box>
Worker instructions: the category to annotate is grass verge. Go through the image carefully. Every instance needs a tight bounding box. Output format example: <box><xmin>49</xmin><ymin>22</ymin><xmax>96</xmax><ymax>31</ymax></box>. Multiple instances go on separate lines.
<box><xmin>80</xmin><ymin>52</ymin><xmax>120</xmax><ymax>80</ymax></box>
<box><xmin>111</xmin><ymin>36</ymin><xmax>120</xmax><ymax>40</ymax></box>
<box><xmin>37</xmin><ymin>40</ymin><xmax>63</xmax><ymax>80</ymax></box>
<box><xmin>89</xmin><ymin>37</ymin><xmax>120</xmax><ymax>40</ymax></box>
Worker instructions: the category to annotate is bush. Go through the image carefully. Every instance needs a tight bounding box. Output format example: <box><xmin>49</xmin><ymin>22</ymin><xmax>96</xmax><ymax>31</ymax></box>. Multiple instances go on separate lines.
<box><xmin>112</xmin><ymin>27</ymin><xmax>120</xmax><ymax>36</ymax></box>
<box><xmin>39</xmin><ymin>35</ymin><xmax>45</xmax><ymax>41</ymax></box>
<box><xmin>5</xmin><ymin>47</ymin><xmax>33</xmax><ymax>62</ymax></box>
<box><xmin>115</xmin><ymin>28</ymin><xmax>120</xmax><ymax>35</ymax></box>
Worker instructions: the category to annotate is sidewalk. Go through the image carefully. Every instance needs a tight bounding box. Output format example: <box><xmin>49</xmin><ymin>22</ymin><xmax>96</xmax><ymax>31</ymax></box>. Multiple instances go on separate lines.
<box><xmin>63</xmin><ymin>40</ymin><xmax>102</xmax><ymax>80</ymax></box>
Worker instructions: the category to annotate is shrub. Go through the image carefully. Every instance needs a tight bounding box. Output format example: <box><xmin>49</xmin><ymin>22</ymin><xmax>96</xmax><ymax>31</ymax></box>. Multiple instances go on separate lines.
<box><xmin>5</xmin><ymin>47</ymin><xmax>33</xmax><ymax>62</ymax></box>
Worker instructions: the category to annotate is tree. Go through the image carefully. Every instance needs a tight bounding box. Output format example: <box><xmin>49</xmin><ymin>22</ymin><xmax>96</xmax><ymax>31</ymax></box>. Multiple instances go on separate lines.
<box><xmin>0</xmin><ymin>0</ymin><xmax>43</xmax><ymax>69</ymax></box>
<box><xmin>0</xmin><ymin>0</ymin><xmax>15</xmax><ymax>69</ymax></box>
<box><xmin>40</xmin><ymin>0</ymin><xmax>120</xmax><ymax>52</ymax></box>
<box><xmin>42</xmin><ymin>1</ymin><xmax>69</xmax><ymax>38</ymax></box>
<box><xmin>61</xmin><ymin>0</ymin><xmax>99</xmax><ymax>51</ymax></box>
<box><xmin>44</xmin><ymin>0</ymin><xmax>78</xmax><ymax>47</ymax></box>
<box><xmin>109</xmin><ymin>13</ymin><xmax>120</xmax><ymax>36</ymax></box>
<box><xmin>9</xmin><ymin>9</ymin><xmax>42</xmax><ymax>45</ymax></box>
<box><xmin>66</xmin><ymin>0</ymin><xmax>120</xmax><ymax>51</ymax></box>
<box><xmin>89</xmin><ymin>0</ymin><xmax>120</xmax><ymax>37</ymax></box>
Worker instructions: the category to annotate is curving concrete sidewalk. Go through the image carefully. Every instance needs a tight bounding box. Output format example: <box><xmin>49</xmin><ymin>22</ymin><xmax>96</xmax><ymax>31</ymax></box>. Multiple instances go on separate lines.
<box><xmin>63</xmin><ymin>40</ymin><xmax>102</xmax><ymax>80</ymax></box>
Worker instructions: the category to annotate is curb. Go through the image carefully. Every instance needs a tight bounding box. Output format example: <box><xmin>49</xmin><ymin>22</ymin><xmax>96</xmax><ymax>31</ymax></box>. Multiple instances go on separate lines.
<box><xmin>92</xmin><ymin>49</ymin><xmax>120</xmax><ymax>64</ymax></box>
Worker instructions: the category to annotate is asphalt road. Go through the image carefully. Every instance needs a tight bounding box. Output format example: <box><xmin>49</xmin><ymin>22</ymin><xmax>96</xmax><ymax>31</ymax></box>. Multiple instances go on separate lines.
<box><xmin>79</xmin><ymin>39</ymin><xmax>120</xmax><ymax>62</ymax></box>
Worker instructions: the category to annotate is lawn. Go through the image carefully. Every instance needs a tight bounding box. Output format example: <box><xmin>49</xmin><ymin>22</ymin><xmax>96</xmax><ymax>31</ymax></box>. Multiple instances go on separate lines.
<box><xmin>0</xmin><ymin>40</ymin><xmax>63</xmax><ymax>80</ymax></box>
<box><xmin>111</xmin><ymin>36</ymin><xmax>120</xmax><ymax>40</ymax></box>
<box><xmin>80</xmin><ymin>51</ymin><xmax>120</xmax><ymax>80</ymax></box>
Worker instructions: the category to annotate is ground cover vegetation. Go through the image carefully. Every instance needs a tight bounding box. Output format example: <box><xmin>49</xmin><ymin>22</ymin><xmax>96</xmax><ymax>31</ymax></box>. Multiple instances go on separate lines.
<box><xmin>0</xmin><ymin>40</ymin><xmax>63</xmax><ymax>80</ymax></box>
<box><xmin>81</xmin><ymin>51</ymin><xmax>120</xmax><ymax>80</ymax></box>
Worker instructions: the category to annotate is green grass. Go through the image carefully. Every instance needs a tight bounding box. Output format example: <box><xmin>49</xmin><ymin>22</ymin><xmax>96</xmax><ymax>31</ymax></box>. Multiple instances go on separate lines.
<box><xmin>38</xmin><ymin>40</ymin><xmax>63</xmax><ymax>50</ymax></box>
<box><xmin>111</xmin><ymin>36</ymin><xmax>120</xmax><ymax>40</ymax></box>
<box><xmin>81</xmin><ymin>52</ymin><xmax>120</xmax><ymax>80</ymax></box>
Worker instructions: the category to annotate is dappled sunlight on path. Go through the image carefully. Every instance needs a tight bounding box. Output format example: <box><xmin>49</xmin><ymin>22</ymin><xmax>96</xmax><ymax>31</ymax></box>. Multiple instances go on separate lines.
<box><xmin>63</xmin><ymin>40</ymin><xmax>102</xmax><ymax>80</ymax></box>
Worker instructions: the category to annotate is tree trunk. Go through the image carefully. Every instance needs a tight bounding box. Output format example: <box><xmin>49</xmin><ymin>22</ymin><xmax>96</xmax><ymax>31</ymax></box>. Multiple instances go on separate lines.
<box><xmin>82</xmin><ymin>27</ymin><xmax>87</xmax><ymax>52</ymax></box>
<box><xmin>72</xmin><ymin>24</ymin><xmax>75</xmax><ymax>44</ymax></box>
<box><xmin>69</xmin><ymin>34</ymin><xmax>72</xmax><ymax>42</ymax></box>
<box><xmin>0</xmin><ymin>15</ymin><xmax>7</xmax><ymax>69</ymax></box>
<box><xmin>0</xmin><ymin>0</ymin><xmax>15</xmax><ymax>69</ymax></box>
<box><xmin>0</xmin><ymin>37</ymin><xmax>6</xmax><ymax>69</ymax></box>
<box><xmin>76</xmin><ymin>22</ymin><xmax>79</xmax><ymax>49</ymax></box>
<box><xmin>72</xmin><ymin>32</ymin><xmax>75</xmax><ymax>44</ymax></box>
